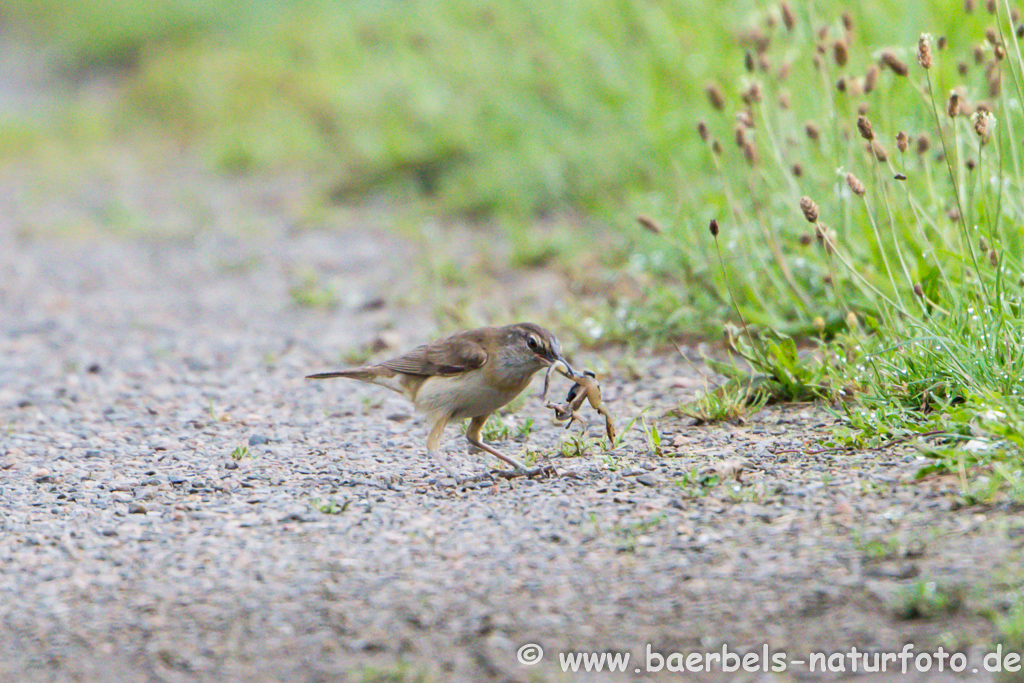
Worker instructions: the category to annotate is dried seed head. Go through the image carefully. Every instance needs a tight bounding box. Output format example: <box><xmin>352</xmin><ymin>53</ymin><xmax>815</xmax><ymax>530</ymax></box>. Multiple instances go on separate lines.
<box><xmin>842</xmin><ymin>12</ymin><xmax>853</xmax><ymax>33</ymax></box>
<box><xmin>637</xmin><ymin>215</ymin><xmax>663</xmax><ymax>235</ymax></box>
<box><xmin>913</xmin><ymin>283</ymin><xmax>925</xmax><ymax>298</ymax></box>
<box><xmin>736</xmin><ymin>109</ymin><xmax>755</xmax><ymax>128</ymax></box>
<box><xmin>712</xmin><ymin>140</ymin><xmax>722</xmax><ymax>155</ymax></box>
<box><xmin>880</xmin><ymin>50</ymin><xmax>909</xmax><ymax>76</ymax></box>
<box><xmin>986</xmin><ymin>0</ymin><xmax>997</xmax><ymax>13</ymax></box>
<box><xmin>966</xmin><ymin>158</ymin><xmax>977</xmax><ymax>171</ymax></box>
<box><xmin>780</xmin><ymin>1</ymin><xmax>795</xmax><ymax>30</ymax></box>
<box><xmin>916</xmin><ymin>134</ymin><xmax>931</xmax><ymax>155</ymax></box>
<box><xmin>744</xmin><ymin>50</ymin><xmax>755</xmax><ymax>73</ymax></box>
<box><xmin>800</xmin><ymin>196</ymin><xmax>820</xmax><ymax>223</ymax></box>
<box><xmin>857</xmin><ymin>114</ymin><xmax>875</xmax><ymax>141</ymax></box>
<box><xmin>833</xmin><ymin>39</ymin><xmax>849</xmax><ymax>67</ymax></box>
<box><xmin>846</xmin><ymin>172</ymin><xmax>866</xmax><ymax>196</ymax></box>
<box><xmin>709</xmin><ymin>218</ymin><xmax>720</xmax><ymax>237</ymax></box>
<box><xmin>947</xmin><ymin>90</ymin><xmax>961</xmax><ymax>117</ymax></box>
<box><xmin>948</xmin><ymin>207</ymin><xmax>961</xmax><ymax>221</ymax></box>
<box><xmin>990</xmin><ymin>249</ymin><xmax>999</xmax><ymax>267</ymax></box>
<box><xmin>958</xmin><ymin>61</ymin><xmax>969</xmax><ymax>75</ymax></box>
<box><xmin>742</xmin><ymin>141</ymin><xmax>758</xmax><ymax>164</ymax></box>
<box><xmin>917</xmin><ymin>34</ymin><xmax>933</xmax><ymax>69</ymax></box>
<box><xmin>734</xmin><ymin>124</ymin><xmax>746</xmax><ymax>148</ymax></box>
<box><xmin>979</xmin><ymin>236</ymin><xmax>990</xmax><ymax>253</ymax></box>
<box><xmin>805</xmin><ymin>121</ymin><xmax>821</xmax><ymax>141</ymax></box>
<box><xmin>964</xmin><ymin>0</ymin><xmax>975</xmax><ymax>12</ymax></box>
<box><xmin>857</xmin><ymin>102</ymin><xmax>870</xmax><ymax>115</ymax></box>
<box><xmin>741</xmin><ymin>82</ymin><xmax>762</xmax><ymax>105</ymax></box>
<box><xmin>836</xmin><ymin>76</ymin><xmax>847</xmax><ymax>92</ymax></box>
<box><xmin>705</xmin><ymin>83</ymin><xmax>725</xmax><ymax>111</ymax></box>
<box><xmin>974</xmin><ymin>45</ymin><xmax>985</xmax><ymax>64</ymax></box>
<box><xmin>871</xmin><ymin>141</ymin><xmax>888</xmax><ymax>162</ymax></box>
<box><xmin>986</xmin><ymin>27</ymin><xmax>999</xmax><ymax>45</ymax></box>
<box><xmin>937</xmin><ymin>35</ymin><xmax>948</xmax><ymax>50</ymax></box>
<box><xmin>973</xmin><ymin>110</ymin><xmax>995</xmax><ymax>144</ymax></box>
<box><xmin>1017</xmin><ymin>23</ymin><xmax>1024</xmax><ymax>39</ymax></box>
<box><xmin>896</xmin><ymin>130</ymin><xmax>909</xmax><ymax>152</ymax></box>
<box><xmin>995</xmin><ymin>43</ymin><xmax>1006</xmax><ymax>60</ymax></box>
<box><xmin>799</xmin><ymin>233</ymin><xmax>813</xmax><ymax>246</ymax></box>
<box><xmin>778</xmin><ymin>92</ymin><xmax>790</xmax><ymax>109</ymax></box>
<box><xmin>894</xmin><ymin>172</ymin><xmax>907</xmax><ymax>180</ymax></box>
<box><xmin>791</xmin><ymin>163</ymin><xmax>803</xmax><ymax>177</ymax></box>
<box><xmin>697</xmin><ymin>121</ymin><xmax>709</xmax><ymax>142</ymax></box>
<box><xmin>863</xmin><ymin>65</ymin><xmax>879</xmax><ymax>93</ymax></box>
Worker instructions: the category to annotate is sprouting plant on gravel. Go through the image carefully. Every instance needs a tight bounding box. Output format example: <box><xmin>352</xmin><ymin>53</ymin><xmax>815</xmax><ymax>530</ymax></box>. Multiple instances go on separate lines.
<box><xmin>674</xmin><ymin>467</ymin><xmax>720</xmax><ymax>498</ymax></box>
<box><xmin>355</xmin><ymin>663</ymin><xmax>431</xmax><ymax>683</ymax></box>
<box><xmin>611</xmin><ymin>407</ymin><xmax>649</xmax><ymax>450</ymax></box>
<box><xmin>995</xmin><ymin>595</ymin><xmax>1024</xmax><ymax>652</ymax></box>
<box><xmin>479</xmin><ymin>415</ymin><xmax>513</xmax><ymax>442</ymax></box>
<box><xmin>600</xmin><ymin>452</ymin><xmax>621</xmax><ymax>471</ymax></box>
<box><xmin>559</xmin><ymin>434</ymin><xmax>602</xmax><ymax>458</ymax></box>
<box><xmin>893</xmin><ymin>580</ymin><xmax>964</xmax><ymax>620</ymax></box>
<box><xmin>854</xmin><ymin>534</ymin><xmax>901</xmax><ymax>562</ymax></box>
<box><xmin>289</xmin><ymin>270</ymin><xmax>337</xmax><ymax>309</ymax></box>
<box><xmin>230</xmin><ymin>446</ymin><xmax>250</xmax><ymax>460</ymax></box>
<box><xmin>639</xmin><ymin>414</ymin><xmax>663</xmax><ymax>456</ymax></box>
<box><xmin>516</xmin><ymin>417</ymin><xmax>534</xmax><ymax>441</ymax></box>
<box><xmin>676</xmin><ymin>374</ymin><xmax>770</xmax><ymax>424</ymax></box>
<box><xmin>310</xmin><ymin>497</ymin><xmax>351</xmax><ymax>515</ymax></box>
<box><xmin>521</xmin><ymin>449</ymin><xmax>538</xmax><ymax>467</ymax></box>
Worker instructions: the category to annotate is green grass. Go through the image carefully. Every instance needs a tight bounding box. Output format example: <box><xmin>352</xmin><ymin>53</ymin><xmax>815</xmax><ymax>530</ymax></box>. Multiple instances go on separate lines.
<box><xmin>625</xmin><ymin>1</ymin><xmax>1024</xmax><ymax>501</ymax></box>
<box><xmin>3</xmin><ymin>0</ymin><xmax>755</xmax><ymax>216</ymax></box>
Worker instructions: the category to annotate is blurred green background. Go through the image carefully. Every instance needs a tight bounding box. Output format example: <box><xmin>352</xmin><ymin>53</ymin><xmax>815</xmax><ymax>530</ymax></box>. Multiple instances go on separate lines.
<box><xmin>1</xmin><ymin>0</ymin><xmax>978</xmax><ymax>218</ymax></box>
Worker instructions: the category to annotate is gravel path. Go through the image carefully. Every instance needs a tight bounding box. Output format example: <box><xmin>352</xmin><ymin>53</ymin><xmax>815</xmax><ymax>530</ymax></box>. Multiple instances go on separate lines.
<box><xmin>2</xmin><ymin>165</ymin><xmax>1023</xmax><ymax>683</ymax></box>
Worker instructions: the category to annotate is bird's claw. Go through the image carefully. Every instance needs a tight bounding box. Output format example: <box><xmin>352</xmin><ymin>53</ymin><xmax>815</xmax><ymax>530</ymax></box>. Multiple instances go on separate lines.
<box><xmin>491</xmin><ymin>464</ymin><xmax>557</xmax><ymax>480</ymax></box>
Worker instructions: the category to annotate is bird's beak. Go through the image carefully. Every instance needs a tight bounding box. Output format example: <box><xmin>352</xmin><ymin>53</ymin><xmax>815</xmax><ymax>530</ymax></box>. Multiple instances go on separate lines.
<box><xmin>548</xmin><ymin>355</ymin><xmax>576</xmax><ymax>379</ymax></box>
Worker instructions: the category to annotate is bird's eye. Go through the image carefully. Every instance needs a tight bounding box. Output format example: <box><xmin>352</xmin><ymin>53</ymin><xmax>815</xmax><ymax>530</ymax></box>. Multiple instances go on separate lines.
<box><xmin>526</xmin><ymin>336</ymin><xmax>539</xmax><ymax>350</ymax></box>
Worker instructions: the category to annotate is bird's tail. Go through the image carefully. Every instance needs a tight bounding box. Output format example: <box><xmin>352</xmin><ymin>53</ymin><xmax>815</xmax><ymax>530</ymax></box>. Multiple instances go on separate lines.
<box><xmin>305</xmin><ymin>368</ymin><xmax>377</xmax><ymax>381</ymax></box>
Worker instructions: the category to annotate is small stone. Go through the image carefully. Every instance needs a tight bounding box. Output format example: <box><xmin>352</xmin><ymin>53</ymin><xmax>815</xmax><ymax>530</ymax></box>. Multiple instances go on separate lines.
<box><xmin>248</xmin><ymin>434</ymin><xmax>269</xmax><ymax>446</ymax></box>
<box><xmin>128</xmin><ymin>502</ymin><xmax>148</xmax><ymax>514</ymax></box>
<box><xmin>636</xmin><ymin>473</ymin><xmax>658</xmax><ymax>487</ymax></box>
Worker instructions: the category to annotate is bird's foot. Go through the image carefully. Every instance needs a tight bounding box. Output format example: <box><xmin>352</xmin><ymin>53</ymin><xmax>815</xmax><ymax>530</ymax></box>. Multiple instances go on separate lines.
<box><xmin>489</xmin><ymin>464</ymin><xmax>557</xmax><ymax>480</ymax></box>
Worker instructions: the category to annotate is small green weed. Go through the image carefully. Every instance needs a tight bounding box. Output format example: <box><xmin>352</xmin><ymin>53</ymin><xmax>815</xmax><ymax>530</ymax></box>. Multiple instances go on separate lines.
<box><xmin>310</xmin><ymin>497</ymin><xmax>351</xmax><ymax>515</ymax></box>
<box><xmin>230</xmin><ymin>446</ymin><xmax>250</xmax><ymax>461</ymax></box>
<box><xmin>893</xmin><ymin>580</ymin><xmax>964</xmax><ymax>620</ymax></box>
<box><xmin>289</xmin><ymin>271</ymin><xmax>337</xmax><ymax>309</ymax></box>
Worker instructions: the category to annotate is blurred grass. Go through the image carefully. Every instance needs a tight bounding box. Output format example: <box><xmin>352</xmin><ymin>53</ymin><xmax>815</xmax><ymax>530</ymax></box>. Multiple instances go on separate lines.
<box><xmin>2</xmin><ymin>0</ymin><xmax>755</xmax><ymax>217</ymax></box>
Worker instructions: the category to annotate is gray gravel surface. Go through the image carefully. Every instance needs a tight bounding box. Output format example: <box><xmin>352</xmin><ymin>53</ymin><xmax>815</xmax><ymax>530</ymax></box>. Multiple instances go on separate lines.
<box><xmin>2</xmin><ymin>170</ymin><xmax>1023</xmax><ymax>682</ymax></box>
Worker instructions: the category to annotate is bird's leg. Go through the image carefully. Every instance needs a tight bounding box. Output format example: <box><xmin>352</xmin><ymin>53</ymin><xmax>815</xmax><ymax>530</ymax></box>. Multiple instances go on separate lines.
<box><xmin>466</xmin><ymin>415</ymin><xmax>554</xmax><ymax>479</ymax></box>
<box><xmin>426</xmin><ymin>413</ymin><xmax>462</xmax><ymax>484</ymax></box>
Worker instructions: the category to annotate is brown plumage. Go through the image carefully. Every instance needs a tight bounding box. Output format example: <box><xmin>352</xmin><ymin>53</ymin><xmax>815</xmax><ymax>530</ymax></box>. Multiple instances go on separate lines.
<box><xmin>307</xmin><ymin>323</ymin><xmax>574</xmax><ymax>483</ymax></box>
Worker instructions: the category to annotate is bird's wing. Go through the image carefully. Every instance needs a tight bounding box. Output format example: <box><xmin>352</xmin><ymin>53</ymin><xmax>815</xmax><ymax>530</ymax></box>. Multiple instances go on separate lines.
<box><xmin>380</xmin><ymin>333</ymin><xmax>488</xmax><ymax>377</ymax></box>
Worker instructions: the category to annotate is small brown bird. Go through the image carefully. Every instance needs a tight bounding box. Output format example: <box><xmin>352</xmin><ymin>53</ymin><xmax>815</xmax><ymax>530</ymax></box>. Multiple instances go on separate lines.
<box><xmin>307</xmin><ymin>323</ymin><xmax>575</xmax><ymax>482</ymax></box>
